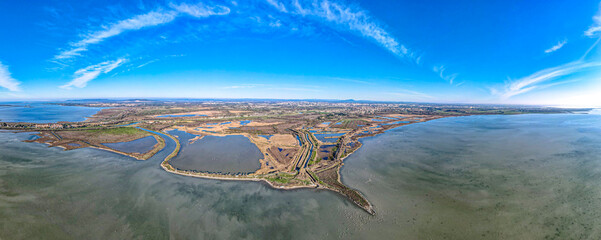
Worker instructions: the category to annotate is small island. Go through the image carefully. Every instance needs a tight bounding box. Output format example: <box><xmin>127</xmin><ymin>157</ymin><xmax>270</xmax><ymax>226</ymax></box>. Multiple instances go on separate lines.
<box><xmin>1</xmin><ymin>100</ymin><xmax>583</xmax><ymax>214</ymax></box>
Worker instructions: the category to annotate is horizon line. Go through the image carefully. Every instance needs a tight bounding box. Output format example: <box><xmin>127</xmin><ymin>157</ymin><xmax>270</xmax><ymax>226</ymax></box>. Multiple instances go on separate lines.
<box><xmin>0</xmin><ymin>97</ymin><xmax>594</xmax><ymax>109</ymax></box>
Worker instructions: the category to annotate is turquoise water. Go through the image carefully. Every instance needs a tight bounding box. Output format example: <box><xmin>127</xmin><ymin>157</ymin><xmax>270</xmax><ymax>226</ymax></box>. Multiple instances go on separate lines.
<box><xmin>0</xmin><ymin>103</ymin><xmax>104</xmax><ymax>123</ymax></box>
<box><xmin>1</xmin><ymin>114</ymin><xmax>601</xmax><ymax>239</ymax></box>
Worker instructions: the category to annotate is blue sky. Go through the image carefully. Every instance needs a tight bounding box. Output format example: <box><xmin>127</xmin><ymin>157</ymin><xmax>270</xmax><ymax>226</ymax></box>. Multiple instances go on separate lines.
<box><xmin>1</xmin><ymin>0</ymin><xmax>600</xmax><ymax>106</ymax></box>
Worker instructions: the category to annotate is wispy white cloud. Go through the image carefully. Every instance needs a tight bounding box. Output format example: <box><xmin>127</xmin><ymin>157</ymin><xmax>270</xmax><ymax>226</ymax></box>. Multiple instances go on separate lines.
<box><xmin>55</xmin><ymin>3</ymin><xmax>230</xmax><ymax>61</ymax></box>
<box><xmin>61</xmin><ymin>58</ymin><xmax>127</xmax><ymax>89</ymax></box>
<box><xmin>266</xmin><ymin>0</ymin><xmax>288</xmax><ymax>13</ymax></box>
<box><xmin>0</xmin><ymin>61</ymin><xmax>21</xmax><ymax>92</ymax></box>
<box><xmin>544</xmin><ymin>40</ymin><xmax>567</xmax><ymax>53</ymax></box>
<box><xmin>169</xmin><ymin>2</ymin><xmax>230</xmax><ymax>17</ymax></box>
<box><xmin>269</xmin><ymin>19</ymin><xmax>283</xmax><ymax>28</ymax></box>
<box><xmin>494</xmin><ymin>5</ymin><xmax>601</xmax><ymax>101</ymax></box>
<box><xmin>492</xmin><ymin>60</ymin><xmax>601</xmax><ymax>99</ymax></box>
<box><xmin>136</xmin><ymin>59</ymin><xmax>159</xmax><ymax>68</ymax></box>
<box><xmin>55</xmin><ymin>11</ymin><xmax>178</xmax><ymax>60</ymax></box>
<box><xmin>432</xmin><ymin>65</ymin><xmax>458</xmax><ymax>84</ymax></box>
<box><xmin>585</xmin><ymin>3</ymin><xmax>601</xmax><ymax>37</ymax></box>
<box><xmin>266</xmin><ymin>0</ymin><xmax>412</xmax><ymax>60</ymax></box>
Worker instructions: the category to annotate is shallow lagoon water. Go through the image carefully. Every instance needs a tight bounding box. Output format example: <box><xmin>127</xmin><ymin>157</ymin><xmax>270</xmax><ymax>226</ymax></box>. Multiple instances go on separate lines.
<box><xmin>315</xmin><ymin>133</ymin><xmax>345</xmax><ymax>143</ymax></box>
<box><xmin>169</xmin><ymin>130</ymin><xmax>262</xmax><ymax>173</ymax></box>
<box><xmin>102</xmin><ymin>136</ymin><xmax>157</xmax><ymax>154</ymax></box>
<box><xmin>1</xmin><ymin>114</ymin><xmax>601</xmax><ymax>239</ymax></box>
<box><xmin>0</xmin><ymin>103</ymin><xmax>103</xmax><ymax>123</ymax></box>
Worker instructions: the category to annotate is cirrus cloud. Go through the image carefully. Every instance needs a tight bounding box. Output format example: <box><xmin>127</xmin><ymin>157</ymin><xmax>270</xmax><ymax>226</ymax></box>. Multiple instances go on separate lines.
<box><xmin>54</xmin><ymin>2</ymin><xmax>230</xmax><ymax>61</ymax></box>
<box><xmin>61</xmin><ymin>58</ymin><xmax>127</xmax><ymax>89</ymax></box>
<box><xmin>265</xmin><ymin>0</ymin><xmax>412</xmax><ymax>60</ymax></box>
<box><xmin>0</xmin><ymin>61</ymin><xmax>21</xmax><ymax>92</ymax></box>
<box><xmin>585</xmin><ymin>3</ymin><xmax>601</xmax><ymax>37</ymax></box>
<box><xmin>492</xmin><ymin>60</ymin><xmax>601</xmax><ymax>99</ymax></box>
<box><xmin>544</xmin><ymin>40</ymin><xmax>567</xmax><ymax>53</ymax></box>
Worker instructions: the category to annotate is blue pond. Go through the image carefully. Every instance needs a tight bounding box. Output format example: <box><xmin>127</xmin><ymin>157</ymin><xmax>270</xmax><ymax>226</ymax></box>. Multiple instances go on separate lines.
<box><xmin>27</xmin><ymin>135</ymin><xmax>40</xmax><ymax>141</ymax></box>
<box><xmin>168</xmin><ymin>130</ymin><xmax>262</xmax><ymax>173</ymax></box>
<box><xmin>315</xmin><ymin>133</ymin><xmax>345</xmax><ymax>143</ymax></box>
<box><xmin>240</xmin><ymin>120</ymin><xmax>252</xmax><ymax>125</ymax></box>
<box><xmin>258</xmin><ymin>135</ymin><xmax>273</xmax><ymax>140</ymax></box>
<box><xmin>0</xmin><ymin>103</ymin><xmax>104</xmax><ymax>123</ymax></box>
<box><xmin>102</xmin><ymin>136</ymin><xmax>157</xmax><ymax>154</ymax></box>
<box><xmin>321</xmin><ymin>122</ymin><xmax>331</xmax><ymax>125</ymax></box>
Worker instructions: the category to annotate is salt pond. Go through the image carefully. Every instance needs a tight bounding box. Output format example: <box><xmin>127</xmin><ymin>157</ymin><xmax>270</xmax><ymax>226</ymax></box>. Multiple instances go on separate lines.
<box><xmin>168</xmin><ymin>130</ymin><xmax>262</xmax><ymax>173</ymax></box>
<box><xmin>314</xmin><ymin>133</ymin><xmax>345</xmax><ymax>143</ymax></box>
<box><xmin>102</xmin><ymin>136</ymin><xmax>157</xmax><ymax>154</ymax></box>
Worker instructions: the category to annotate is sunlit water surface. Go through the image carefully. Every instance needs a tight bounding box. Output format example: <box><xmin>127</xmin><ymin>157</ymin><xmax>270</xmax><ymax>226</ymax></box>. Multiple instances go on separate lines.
<box><xmin>0</xmin><ymin>103</ymin><xmax>103</xmax><ymax>123</ymax></box>
<box><xmin>1</xmin><ymin>114</ymin><xmax>601</xmax><ymax>239</ymax></box>
<box><xmin>168</xmin><ymin>130</ymin><xmax>263</xmax><ymax>174</ymax></box>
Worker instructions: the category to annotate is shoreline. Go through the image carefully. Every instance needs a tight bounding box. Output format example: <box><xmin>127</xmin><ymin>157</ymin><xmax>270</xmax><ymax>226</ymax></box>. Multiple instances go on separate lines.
<box><xmin>154</xmin><ymin>118</ymin><xmax>444</xmax><ymax>215</ymax></box>
<box><xmin>157</xmin><ymin>128</ymin><xmax>318</xmax><ymax>190</ymax></box>
<box><xmin>159</xmin><ymin>163</ymin><xmax>319</xmax><ymax>190</ymax></box>
<box><xmin>11</xmin><ymin>113</ymin><xmax>557</xmax><ymax>216</ymax></box>
<box><xmin>17</xmin><ymin>115</ymin><xmax>447</xmax><ymax>215</ymax></box>
<box><xmin>28</xmin><ymin>129</ymin><xmax>166</xmax><ymax>161</ymax></box>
